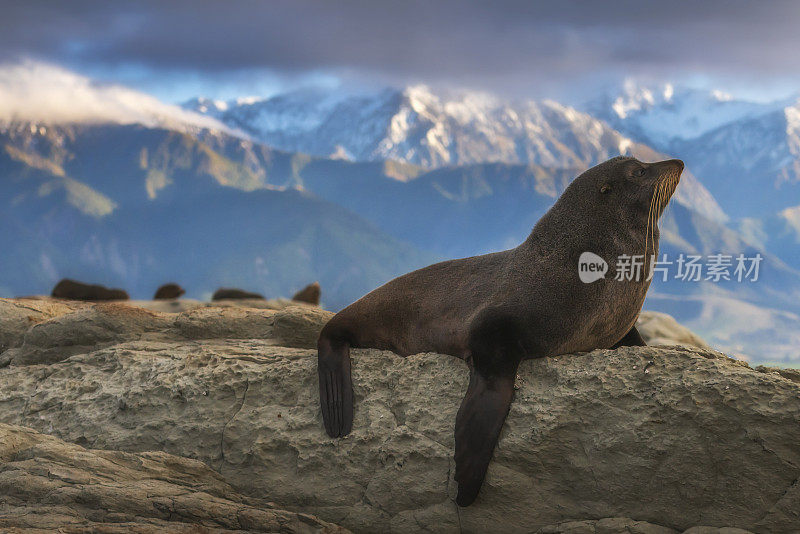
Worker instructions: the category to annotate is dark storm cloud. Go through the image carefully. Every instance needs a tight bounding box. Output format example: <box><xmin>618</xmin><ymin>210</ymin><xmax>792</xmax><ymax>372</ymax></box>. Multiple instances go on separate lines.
<box><xmin>4</xmin><ymin>0</ymin><xmax>800</xmax><ymax>90</ymax></box>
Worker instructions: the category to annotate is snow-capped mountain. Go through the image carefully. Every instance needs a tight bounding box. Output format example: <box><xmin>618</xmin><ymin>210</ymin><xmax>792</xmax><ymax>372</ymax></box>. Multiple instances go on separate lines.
<box><xmin>185</xmin><ymin>84</ymin><xmax>727</xmax><ymax>223</ymax></box>
<box><xmin>670</xmin><ymin>102</ymin><xmax>800</xmax><ymax>218</ymax></box>
<box><xmin>584</xmin><ymin>80</ymin><xmax>789</xmax><ymax>150</ymax></box>
<box><xmin>186</xmin><ymin>84</ymin><xmax>656</xmax><ymax>170</ymax></box>
<box><xmin>2</xmin><ymin>63</ymin><xmax>799</xmax><ymax>362</ymax></box>
<box><xmin>0</xmin><ymin>119</ymin><xmax>437</xmax><ymax>309</ymax></box>
<box><xmin>586</xmin><ymin>80</ymin><xmax>800</xmax><ymax>267</ymax></box>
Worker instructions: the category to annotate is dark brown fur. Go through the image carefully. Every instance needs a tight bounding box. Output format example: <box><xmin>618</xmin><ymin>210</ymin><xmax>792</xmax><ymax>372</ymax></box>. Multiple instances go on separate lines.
<box><xmin>292</xmin><ymin>282</ymin><xmax>321</xmax><ymax>305</ymax></box>
<box><xmin>212</xmin><ymin>288</ymin><xmax>265</xmax><ymax>300</ymax></box>
<box><xmin>51</xmin><ymin>279</ymin><xmax>129</xmax><ymax>301</ymax></box>
<box><xmin>154</xmin><ymin>283</ymin><xmax>185</xmax><ymax>300</ymax></box>
<box><xmin>317</xmin><ymin>156</ymin><xmax>684</xmax><ymax>506</ymax></box>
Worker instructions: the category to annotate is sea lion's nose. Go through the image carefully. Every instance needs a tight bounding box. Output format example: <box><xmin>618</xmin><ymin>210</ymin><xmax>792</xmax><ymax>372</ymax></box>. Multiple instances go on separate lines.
<box><xmin>668</xmin><ymin>159</ymin><xmax>684</xmax><ymax>173</ymax></box>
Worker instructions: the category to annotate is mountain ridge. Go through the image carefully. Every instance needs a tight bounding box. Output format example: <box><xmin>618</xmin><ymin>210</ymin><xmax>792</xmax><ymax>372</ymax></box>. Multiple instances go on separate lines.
<box><xmin>2</xmin><ymin>65</ymin><xmax>799</xmax><ymax>362</ymax></box>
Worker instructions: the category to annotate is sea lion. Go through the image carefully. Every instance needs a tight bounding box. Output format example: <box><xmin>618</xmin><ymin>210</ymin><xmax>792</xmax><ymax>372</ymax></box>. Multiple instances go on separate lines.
<box><xmin>154</xmin><ymin>283</ymin><xmax>186</xmax><ymax>300</ymax></box>
<box><xmin>212</xmin><ymin>288</ymin><xmax>265</xmax><ymax>300</ymax></box>
<box><xmin>51</xmin><ymin>279</ymin><xmax>129</xmax><ymax>301</ymax></box>
<box><xmin>317</xmin><ymin>156</ymin><xmax>684</xmax><ymax>506</ymax></box>
<box><xmin>292</xmin><ymin>282</ymin><xmax>321</xmax><ymax>305</ymax></box>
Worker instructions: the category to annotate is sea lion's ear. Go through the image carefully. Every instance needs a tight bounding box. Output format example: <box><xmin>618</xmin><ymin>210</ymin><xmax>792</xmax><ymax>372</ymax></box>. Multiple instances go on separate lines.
<box><xmin>600</xmin><ymin>183</ymin><xmax>612</xmax><ymax>194</ymax></box>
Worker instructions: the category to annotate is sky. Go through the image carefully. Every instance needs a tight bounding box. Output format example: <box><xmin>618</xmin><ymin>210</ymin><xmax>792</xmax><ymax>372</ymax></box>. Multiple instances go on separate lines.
<box><xmin>4</xmin><ymin>0</ymin><xmax>800</xmax><ymax>103</ymax></box>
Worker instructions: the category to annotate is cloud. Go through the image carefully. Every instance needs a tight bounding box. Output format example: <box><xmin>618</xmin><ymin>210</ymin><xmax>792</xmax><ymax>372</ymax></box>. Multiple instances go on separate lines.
<box><xmin>781</xmin><ymin>205</ymin><xmax>800</xmax><ymax>243</ymax></box>
<box><xmin>0</xmin><ymin>60</ymin><xmax>231</xmax><ymax>130</ymax></box>
<box><xmin>4</xmin><ymin>1</ymin><xmax>800</xmax><ymax>98</ymax></box>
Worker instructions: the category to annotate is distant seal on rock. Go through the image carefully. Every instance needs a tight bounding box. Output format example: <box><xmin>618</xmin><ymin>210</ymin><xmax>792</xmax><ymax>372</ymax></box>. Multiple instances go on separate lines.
<box><xmin>154</xmin><ymin>283</ymin><xmax>185</xmax><ymax>300</ymax></box>
<box><xmin>212</xmin><ymin>288</ymin><xmax>265</xmax><ymax>300</ymax></box>
<box><xmin>317</xmin><ymin>156</ymin><xmax>684</xmax><ymax>506</ymax></box>
<box><xmin>292</xmin><ymin>282</ymin><xmax>321</xmax><ymax>305</ymax></box>
<box><xmin>51</xmin><ymin>279</ymin><xmax>129</xmax><ymax>301</ymax></box>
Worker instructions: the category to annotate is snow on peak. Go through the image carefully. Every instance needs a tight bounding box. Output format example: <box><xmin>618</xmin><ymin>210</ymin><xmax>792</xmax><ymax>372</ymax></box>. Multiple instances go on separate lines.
<box><xmin>663</xmin><ymin>83</ymin><xmax>674</xmax><ymax>102</ymax></box>
<box><xmin>0</xmin><ymin>61</ymin><xmax>232</xmax><ymax>134</ymax></box>
<box><xmin>710</xmin><ymin>89</ymin><xmax>734</xmax><ymax>102</ymax></box>
<box><xmin>609</xmin><ymin>79</ymin><xmax>677</xmax><ymax>119</ymax></box>
<box><xmin>184</xmin><ymin>97</ymin><xmax>229</xmax><ymax>116</ymax></box>
<box><xmin>589</xmin><ymin>80</ymin><xmax>787</xmax><ymax>147</ymax></box>
<box><xmin>187</xmin><ymin>83</ymin><xmax>655</xmax><ymax>172</ymax></box>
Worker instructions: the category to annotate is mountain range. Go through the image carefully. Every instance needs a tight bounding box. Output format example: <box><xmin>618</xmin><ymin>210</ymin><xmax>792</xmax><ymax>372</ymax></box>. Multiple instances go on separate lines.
<box><xmin>584</xmin><ymin>81</ymin><xmax>800</xmax><ymax>268</ymax></box>
<box><xmin>1</xmin><ymin>62</ymin><xmax>799</xmax><ymax>363</ymax></box>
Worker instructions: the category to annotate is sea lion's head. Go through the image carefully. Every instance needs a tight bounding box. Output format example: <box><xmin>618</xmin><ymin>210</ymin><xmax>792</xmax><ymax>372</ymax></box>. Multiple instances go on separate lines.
<box><xmin>552</xmin><ymin>156</ymin><xmax>684</xmax><ymax>257</ymax></box>
<box><xmin>566</xmin><ymin>155</ymin><xmax>683</xmax><ymax>221</ymax></box>
<box><xmin>590</xmin><ymin>155</ymin><xmax>683</xmax><ymax>216</ymax></box>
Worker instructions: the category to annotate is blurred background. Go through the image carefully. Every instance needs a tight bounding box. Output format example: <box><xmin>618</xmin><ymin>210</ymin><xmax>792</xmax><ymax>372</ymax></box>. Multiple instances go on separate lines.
<box><xmin>2</xmin><ymin>0</ymin><xmax>800</xmax><ymax>364</ymax></box>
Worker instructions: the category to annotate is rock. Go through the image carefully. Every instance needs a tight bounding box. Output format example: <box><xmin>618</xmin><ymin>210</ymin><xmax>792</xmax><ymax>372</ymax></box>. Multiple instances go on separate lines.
<box><xmin>681</xmin><ymin>528</ymin><xmax>755</xmax><ymax>534</ymax></box>
<box><xmin>128</xmin><ymin>298</ymin><xmax>205</xmax><ymax>313</ymax></box>
<box><xmin>754</xmin><ymin>365</ymin><xmax>800</xmax><ymax>384</ymax></box>
<box><xmin>0</xmin><ymin>298</ymin><xmax>80</xmax><ymax>355</ymax></box>
<box><xmin>172</xmin><ymin>306</ymin><xmax>277</xmax><ymax>341</ymax></box>
<box><xmin>4</xmin><ymin>303</ymin><xmax>171</xmax><ymax>366</ymax></box>
<box><xmin>534</xmin><ymin>517</ymin><xmax>679</xmax><ymax>533</ymax></box>
<box><xmin>153</xmin><ymin>283</ymin><xmax>186</xmax><ymax>300</ymax></box>
<box><xmin>533</xmin><ymin>519</ymin><xmax>757</xmax><ymax>534</ymax></box>
<box><xmin>212</xmin><ymin>288</ymin><xmax>266</xmax><ymax>300</ymax></box>
<box><xmin>637</xmin><ymin>311</ymin><xmax>711</xmax><ymax>350</ymax></box>
<box><xmin>273</xmin><ymin>306</ymin><xmax>334</xmax><ymax>348</ymax></box>
<box><xmin>51</xmin><ymin>278</ymin><xmax>130</xmax><ymax>301</ymax></box>
<box><xmin>210</xmin><ymin>298</ymin><xmax>312</xmax><ymax>311</ymax></box>
<box><xmin>129</xmin><ymin>298</ymin><xmax>303</xmax><ymax>313</ymax></box>
<box><xmin>0</xmin><ymin>423</ymin><xmax>346</xmax><ymax>533</ymax></box>
<box><xmin>2</xmin><ymin>301</ymin><xmax>331</xmax><ymax>365</ymax></box>
<box><xmin>292</xmin><ymin>282</ymin><xmax>321</xmax><ymax>306</ymax></box>
<box><xmin>0</xmin><ymin>339</ymin><xmax>797</xmax><ymax>533</ymax></box>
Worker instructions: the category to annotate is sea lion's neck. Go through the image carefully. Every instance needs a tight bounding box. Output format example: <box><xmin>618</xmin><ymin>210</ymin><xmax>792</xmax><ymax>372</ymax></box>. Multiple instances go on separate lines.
<box><xmin>520</xmin><ymin>202</ymin><xmax>655</xmax><ymax>260</ymax></box>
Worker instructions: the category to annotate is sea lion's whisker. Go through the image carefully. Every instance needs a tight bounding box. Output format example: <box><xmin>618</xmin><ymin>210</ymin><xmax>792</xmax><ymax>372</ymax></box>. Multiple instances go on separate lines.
<box><xmin>651</xmin><ymin>180</ymin><xmax>664</xmax><ymax>258</ymax></box>
<box><xmin>651</xmin><ymin>179</ymin><xmax>666</xmax><ymax>261</ymax></box>
<box><xmin>644</xmin><ymin>182</ymin><xmax>658</xmax><ymax>259</ymax></box>
<box><xmin>648</xmin><ymin>181</ymin><xmax>660</xmax><ymax>257</ymax></box>
<box><xmin>649</xmin><ymin>183</ymin><xmax>658</xmax><ymax>261</ymax></box>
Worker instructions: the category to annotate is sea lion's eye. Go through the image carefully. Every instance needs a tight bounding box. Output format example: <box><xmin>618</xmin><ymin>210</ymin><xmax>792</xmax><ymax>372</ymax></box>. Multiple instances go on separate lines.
<box><xmin>600</xmin><ymin>184</ymin><xmax>611</xmax><ymax>194</ymax></box>
<box><xmin>634</xmin><ymin>168</ymin><xmax>646</xmax><ymax>177</ymax></box>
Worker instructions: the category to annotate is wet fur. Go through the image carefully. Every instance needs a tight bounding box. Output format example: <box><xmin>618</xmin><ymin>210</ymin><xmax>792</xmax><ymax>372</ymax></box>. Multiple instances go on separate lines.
<box><xmin>51</xmin><ymin>279</ymin><xmax>129</xmax><ymax>301</ymax></box>
<box><xmin>154</xmin><ymin>283</ymin><xmax>185</xmax><ymax>300</ymax></box>
<box><xmin>212</xmin><ymin>288</ymin><xmax>265</xmax><ymax>300</ymax></box>
<box><xmin>317</xmin><ymin>156</ymin><xmax>683</xmax><ymax>505</ymax></box>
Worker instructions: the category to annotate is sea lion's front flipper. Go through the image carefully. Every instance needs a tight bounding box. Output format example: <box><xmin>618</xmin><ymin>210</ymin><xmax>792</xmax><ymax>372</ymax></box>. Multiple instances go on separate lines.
<box><xmin>455</xmin><ymin>309</ymin><xmax>525</xmax><ymax>506</ymax></box>
<box><xmin>318</xmin><ymin>334</ymin><xmax>353</xmax><ymax>438</ymax></box>
<box><xmin>611</xmin><ymin>325</ymin><xmax>646</xmax><ymax>348</ymax></box>
<box><xmin>454</xmin><ymin>365</ymin><xmax>518</xmax><ymax>506</ymax></box>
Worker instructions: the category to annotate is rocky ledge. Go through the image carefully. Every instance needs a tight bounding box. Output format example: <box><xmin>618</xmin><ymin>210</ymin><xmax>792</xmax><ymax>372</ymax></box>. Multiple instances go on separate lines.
<box><xmin>0</xmin><ymin>423</ymin><xmax>345</xmax><ymax>533</ymax></box>
<box><xmin>0</xmin><ymin>298</ymin><xmax>798</xmax><ymax>533</ymax></box>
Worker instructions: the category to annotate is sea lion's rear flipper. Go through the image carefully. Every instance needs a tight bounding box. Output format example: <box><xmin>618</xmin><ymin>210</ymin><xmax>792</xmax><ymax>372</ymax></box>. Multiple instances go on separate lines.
<box><xmin>318</xmin><ymin>334</ymin><xmax>354</xmax><ymax>438</ymax></box>
<box><xmin>611</xmin><ymin>325</ymin><xmax>646</xmax><ymax>348</ymax></box>
<box><xmin>455</xmin><ymin>310</ymin><xmax>524</xmax><ymax>506</ymax></box>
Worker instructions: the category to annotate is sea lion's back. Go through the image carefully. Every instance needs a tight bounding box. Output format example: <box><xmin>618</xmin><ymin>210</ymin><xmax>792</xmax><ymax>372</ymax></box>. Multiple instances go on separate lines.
<box><xmin>328</xmin><ymin>250</ymin><xmax>511</xmax><ymax>355</ymax></box>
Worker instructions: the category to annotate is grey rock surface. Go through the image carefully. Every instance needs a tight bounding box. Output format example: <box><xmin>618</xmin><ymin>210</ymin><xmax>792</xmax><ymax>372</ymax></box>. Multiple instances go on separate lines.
<box><xmin>534</xmin><ymin>517</ymin><xmax>679</xmax><ymax>533</ymax></box>
<box><xmin>0</xmin><ymin>317</ymin><xmax>797</xmax><ymax>534</ymax></box>
<box><xmin>0</xmin><ymin>299</ymin><xmax>332</xmax><ymax>366</ymax></box>
<box><xmin>0</xmin><ymin>298</ymin><xmax>82</xmax><ymax>354</ymax></box>
<box><xmin>637</xmin><ymin>311</ymin><xmax>711</xmax><ymax>350</ymax></box>
<box><xmin>535</xmin><ymin>519</ymin><xmax>756</xmax><ymax>534</ymax></box>
<box><xmin>0</xmin><ymin>422</ymin><xmax>347</xmax><ymax>533</ymax></box>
